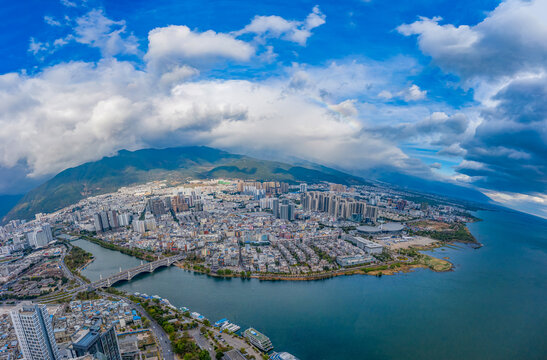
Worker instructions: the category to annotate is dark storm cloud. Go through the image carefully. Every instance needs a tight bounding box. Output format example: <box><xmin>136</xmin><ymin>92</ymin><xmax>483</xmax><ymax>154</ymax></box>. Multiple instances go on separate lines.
<box><xmin>457</xmin><ymin>75</ymin><xmax>547</xmax><ymax>194</ymax></box>
<box><xmin>367</xmin><ymin>112</ymin><xmax>469</xmax><ymax>147</ymax></box>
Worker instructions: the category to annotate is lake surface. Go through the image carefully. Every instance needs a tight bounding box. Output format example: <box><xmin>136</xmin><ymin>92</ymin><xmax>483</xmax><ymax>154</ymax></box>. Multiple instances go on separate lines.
<box><xmin>76</xmin><ymin>210</ymin><xmax>547</xmax><ymax>360</ymax></box>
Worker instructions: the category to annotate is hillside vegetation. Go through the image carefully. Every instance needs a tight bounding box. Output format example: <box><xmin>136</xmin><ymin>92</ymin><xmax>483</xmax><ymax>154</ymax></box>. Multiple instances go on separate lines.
<box><xmin>4</xmin><ymin>146</ymin><xmax>367</xmax><ymax>222</ymax></box>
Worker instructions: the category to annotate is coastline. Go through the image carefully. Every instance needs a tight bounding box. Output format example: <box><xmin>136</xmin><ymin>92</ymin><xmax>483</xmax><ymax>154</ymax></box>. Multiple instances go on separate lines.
<box><xmin>174</xmin><ymin>251</ymin><xmax>453</xmax><ymax>281</ymax></box>
<box><xmin>70</xmin><ymin>221</ymin><xmax>485</xmax><ymax>284</ymax></box>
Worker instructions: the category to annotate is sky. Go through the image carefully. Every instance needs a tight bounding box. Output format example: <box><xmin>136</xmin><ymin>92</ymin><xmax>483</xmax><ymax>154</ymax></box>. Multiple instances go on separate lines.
<box><xmin>0</xmin><ymin>0</ymin><xmax>545</xmax><ymax>218</ymax></box>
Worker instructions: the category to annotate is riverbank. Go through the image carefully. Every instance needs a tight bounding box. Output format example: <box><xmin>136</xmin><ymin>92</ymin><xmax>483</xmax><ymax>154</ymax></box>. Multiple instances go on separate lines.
<box><xmin>98</xmin><ymin>209</ymin><xmax>547</xmax><ymax>360</ymax></box>
<box><xmin>175</xmin><ymin>252</ymin><xmax>452</xmax><ymax>281</ymax></box>
<box><xmin>77</xmin><ymin>234</ymin><xmax>157</xmax><ymax>262</ymax></box>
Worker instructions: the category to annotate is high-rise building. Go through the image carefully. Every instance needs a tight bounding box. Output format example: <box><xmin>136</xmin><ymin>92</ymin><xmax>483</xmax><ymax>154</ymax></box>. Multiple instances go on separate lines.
<box><xmin>42</xmin><ymin>223</ymin><xmax>54</xmax><ymax>243</ymax></box>
<box><xmin>365</xmin><ymin>206</ymin><xmax>378</xmax><ymax>222</ymax></box>
<box><xmin>71</xmin><ymin>321</ymin><xmax>121</xmax><ymax>360</ymax></box>
<box><xmin>302</xmin><ymin>191</ymin><xmax>368</xmax><ymax>221</ymax></box>
<box><xmin>270</xmin><ymin>198</ymin><xmax>279</xmax><ymax>218</ymax></box>
<box><xmin>10</xmin><ymin>304</ymin><xmax>61</xmax><ymax>360</ymax></box>
<box><xmin>278</xmin><ymin>201</ymin><xmax>295</xmax><ymax>221</ymax></box>
<box><xmin>171</xmin><ymin>195</ymin><xmax>189</xmax><ymax>213</ymax></box>
<box><xmin>147</xmin><ymin>198</ymin><xmax>166</xmax><ymax>217</ymax></box>
<box><xmin>107</xmin><ymin>211</ymin><xmax>119</xmax><ymax>229</ymax></box>
<box><xmin>133</xmin><ymin>220</ymin><xmax>146</xmax><ymax>233</ymax></box>
<box><xmin>299</xmin><ymin>183</ymin><xmax>308</xmax><ymax>193</ymax></box>
<box><xmin>118</xmin><ymin>213</ymin><xmax>133</xmax><ymax>227</ymax></box>
<box><xmin>27</xmin><ymin>228</ymin><xmax>50</xmax><ymax>248</ymax></box>
<box><xmin>279</xmin><ymin>204</ymin><xmax>289</xmax><ymax>220</ymax></box>
<box><xmin>100</xmin><ymin>212</ymin><xmax>111</xmax><ymax>231</ymax></box>
<box><xmin>93</xmin><ymin>214</ymin><xmax>104</xmax><ymax>232</ymax></box>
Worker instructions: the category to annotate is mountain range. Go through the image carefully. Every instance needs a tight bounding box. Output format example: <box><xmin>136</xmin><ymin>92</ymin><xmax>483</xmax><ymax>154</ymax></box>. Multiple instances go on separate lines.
<box><xmin>3</xmin><ymin>146</ymin><xmax>370</xmax><ymax>222</ymax></box>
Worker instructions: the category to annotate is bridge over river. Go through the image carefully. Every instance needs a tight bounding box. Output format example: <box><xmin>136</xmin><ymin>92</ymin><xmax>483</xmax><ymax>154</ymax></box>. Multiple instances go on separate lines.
<box><xmin>70</xmin><ymin>254</ymin><xmax>185</xmax><ymax>292</ymax></box>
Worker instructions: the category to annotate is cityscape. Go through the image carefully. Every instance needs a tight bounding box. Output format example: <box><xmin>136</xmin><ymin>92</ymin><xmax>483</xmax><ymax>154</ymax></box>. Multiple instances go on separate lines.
<box><xmin>1</xmin><ymin>178</ymin><xmax>478</xmax><ymax>359</ymax></box>
<box><xmin>0</xmin><ymin>0</ymin><xmax>546</xmax><ymax>359</ymax></box>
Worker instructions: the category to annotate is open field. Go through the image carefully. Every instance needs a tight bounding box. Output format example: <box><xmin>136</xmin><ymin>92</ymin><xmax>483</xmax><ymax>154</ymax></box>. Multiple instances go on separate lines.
<box><xmin>386</xmin><ymin>236</ymin><xmax>438</xmax><ymax>250</ymax></box>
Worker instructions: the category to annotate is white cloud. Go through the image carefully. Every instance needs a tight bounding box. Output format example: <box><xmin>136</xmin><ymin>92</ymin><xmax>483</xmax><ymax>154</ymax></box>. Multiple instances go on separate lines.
<box><xmin>400</xmin><ymin>84</ymin><xmax>426</xmax><ymax>101</ymax></box>
<box><xmin>399</xmin><ymin>0</ymin><xmax>547</xmax><ymax>199</ymax></box>
<box><xmin>60</xmin><ymin>0</ymin><xmax>77</xmax><ymax>7</ymax></box>
<box><xmin>378</xmin><ymin>90</ymin><xmax>393</xmax><ymax>99</ymax></box>
<box><xmin>482</xmin><ymin>189</ymin><xmax>547</xmax><ymax>219</ymax></box>
<box><xmin>397</xmin><ymin>0</ymin><xmax>547</xmax><ymax>80</ymax></box>
<box><xmin>234</xmin><ymin>5</ymin><xmax>326</xmax><ymax>45</ymax></box>
<box><xmin>329</xmin><ymin>99</ymin><xmax>358</xmax><ymax>117</ymax></box>
<box><xmin>28</xmin><ymin>38</ymin><xmax>48</xmax><ymax>55</ymax></box>
<box><xmin>0</xmin><ymin>56</ymin><xmax>416</xmax><ymax>183</ymax></box>
<box><xmin>44</xmin><ymin>16</ymin><xmax>61</xmax><ymax>27</ymax></box>
<box><xmin>53</xmin><ymin>37</ymin><xmax>69</xmax><ymax>47</ymax></box>
<box><xmin>145</xmin><ymin>25</ymin><xmax>255</xmax><ymax>72</ymax></box>
<box><xmin>73</xmin><ymin>9</ymin><xmax>139</xmax><ymax>57</ymax></box>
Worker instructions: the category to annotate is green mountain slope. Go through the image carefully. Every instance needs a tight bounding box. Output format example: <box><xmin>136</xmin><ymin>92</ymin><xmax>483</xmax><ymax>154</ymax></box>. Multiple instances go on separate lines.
<box><xmin>4</xmin><ymin>146</ymin><xmax>367</xmax><ymax>221</ymax></box>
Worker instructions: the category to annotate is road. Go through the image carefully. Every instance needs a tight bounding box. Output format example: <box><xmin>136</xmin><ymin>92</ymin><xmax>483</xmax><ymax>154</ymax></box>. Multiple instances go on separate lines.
<box><xmin>213</xmin><ymin>329</ymin><xmax>263</xmax><ymax>359</ymax></box>
<box><xmin>189</xmin><ymin>328</ymin><xmax>216</xmax><ymax>359</ymax></box>
<box><xmin>98</xmin><ymin>292</ymin><xmax>175</xmax><ymax>360</ymax></box>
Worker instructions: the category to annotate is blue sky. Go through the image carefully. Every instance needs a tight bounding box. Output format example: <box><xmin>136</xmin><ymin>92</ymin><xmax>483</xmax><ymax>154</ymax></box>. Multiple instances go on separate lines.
<box><xmin>0</xmin><ymin>0</ymin><xmax>545</xmax><ymax>218</ymax></box>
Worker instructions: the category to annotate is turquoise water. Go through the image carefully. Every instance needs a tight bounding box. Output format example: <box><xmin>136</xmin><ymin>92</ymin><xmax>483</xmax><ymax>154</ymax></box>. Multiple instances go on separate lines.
<box><xmin>78</xmin><ymin>210</ymin><xmax>547</xmax><ymax>359</ymax></box>
<box><xmin>73</xmin><ymin>239</ymin><xmax>143</xmax><ymax>280</ymax></box>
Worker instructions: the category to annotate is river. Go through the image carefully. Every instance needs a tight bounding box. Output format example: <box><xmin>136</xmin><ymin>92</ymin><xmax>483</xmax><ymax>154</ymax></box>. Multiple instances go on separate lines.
<box><xmin>73</xmin><ymin>209</ymin><xmax>547</xmax><ymax>360</ymax></box>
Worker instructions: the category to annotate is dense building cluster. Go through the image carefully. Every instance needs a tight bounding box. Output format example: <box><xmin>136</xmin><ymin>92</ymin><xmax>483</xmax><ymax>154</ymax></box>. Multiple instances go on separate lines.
<box><xmin>301</xmin><ymin>191</ymin><xmax>378</xmax><ymax>222</ymax></box>
<box><xmin>1</xmin><ymin>299</ymin><xmax>160</xmax><ymax>360</ymax></box>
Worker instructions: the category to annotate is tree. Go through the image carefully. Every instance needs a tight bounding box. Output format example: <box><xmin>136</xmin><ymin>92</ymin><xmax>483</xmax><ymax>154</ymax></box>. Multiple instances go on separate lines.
<box><xmin>199</xmin><ymin>350</ymin><xmax>211</xmax><ymax>360</ymax></box>
<box><xmin>216</xmin><ymin>351</ymin><xmax>224</xmax><ymax>360</ymax></box>
<box><xmin>203</xmin><ymin>319</ymin><xmax>211</xmax><ymax>326</ymax></box>
<box><xmin>164</xmin><ymin>324</ymin><xmax>175</xmax><ymax>334</ymax></box>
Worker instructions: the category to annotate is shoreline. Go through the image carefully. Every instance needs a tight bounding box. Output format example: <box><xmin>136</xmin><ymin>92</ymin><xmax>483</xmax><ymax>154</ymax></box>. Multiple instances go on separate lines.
<box><xmin>70</xmin><ymin>231</ymin><xmax>476</xmax><ymax>284</ymax></box>
<box><xmin>175</xmin><ymin>251</ymin><xmax>453</xmax><ymax>282</ymax></box>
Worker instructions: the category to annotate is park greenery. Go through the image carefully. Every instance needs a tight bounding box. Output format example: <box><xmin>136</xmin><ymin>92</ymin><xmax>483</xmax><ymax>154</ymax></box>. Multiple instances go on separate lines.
<box><xmin>64</xmin><ymin>246</ymin><xmax>93</xmax><ymax>271</ymax></box>
<box><xmin>75</xmin><ymin>290</ymin><xmax>101</xmax><ymax>300</ymax></box>
<box><xmin>80</xmin><ymin>234</ymin><xmax>157</xmax><ymax>261</ymax></box>
<box><xmin>129</xmin><ymin>296</ymin><xmax>210</xmax><ymax>360</ymax></box>
<box><xmin>411</xmin><ymin>222</ymin><xmax>477</xmax><ymax>243</ymax></box>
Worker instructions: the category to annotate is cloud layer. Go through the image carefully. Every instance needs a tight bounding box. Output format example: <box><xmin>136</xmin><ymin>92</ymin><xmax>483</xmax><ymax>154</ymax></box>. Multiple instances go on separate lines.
<box><xmin>399</xmin><ymin>0</ymin><xmax>547</xmax><ymax>200</ymax></box>
<box><xmin>2</xmin><ymin>0</ymin><xmax>545</xmax><ymax>217</ymax></box>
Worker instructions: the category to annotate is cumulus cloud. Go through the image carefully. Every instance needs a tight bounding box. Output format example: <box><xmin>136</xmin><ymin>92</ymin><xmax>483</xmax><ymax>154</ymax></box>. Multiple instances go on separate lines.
<box><xmin>0</xmin><ymin>56</ymin><xmax>419</xmax><ymax>186</ymax></box>
<box><xmin>73</xmin><ymin>9</ymin><xmax>139</xmax><ymax>57</ymax></box>
<box><xmin>329</xmin><ymin>99</ymin><xmax>358</xmax><ymax>117</ymax></box>
<box><xmin>234</xmin><ymin>5</ymin><xmax>326</xmax><ymax>45</ymax></box>
<box><xmin>399</xmin><ymin>84</ymin><xmax>426</xmax><ymax>101</ymax></box>
<box><xmin>377</xmin><ymin>90</ymin><xmax>393</xmax><ymax>99</ymax></box>
<box><xmin>14</xmin><ymin>8</ymin><xmax>417</xmax><ymax>189</ymax></box>
<box><xmin>397</xmin><ymin>0</ymin><xmax>547</xmax><ymax>80</ymax></box>
<box><xmin>399</xmin><ymin>0</ymin><xmax>547</xmax><ymax>198</ymax></box>
<box><xmin>145</xmin><ymin>25</ymin><xmax>255</xmax><ymax>72</ymax></box>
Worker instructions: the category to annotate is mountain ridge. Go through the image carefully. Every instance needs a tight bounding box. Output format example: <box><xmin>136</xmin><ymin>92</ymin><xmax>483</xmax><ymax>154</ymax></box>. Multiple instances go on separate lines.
<box><xmin>3</xmin><ymin>146</ymin><xmax>369</xmax><ymax>222</ymax></box>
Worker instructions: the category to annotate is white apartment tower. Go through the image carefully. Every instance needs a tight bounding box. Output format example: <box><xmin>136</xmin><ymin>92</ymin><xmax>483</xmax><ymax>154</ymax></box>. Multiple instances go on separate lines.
<box><xmin>10</xmin><ymin>304</ymin><xmax>61</xmax><ymax>360</ymax></box>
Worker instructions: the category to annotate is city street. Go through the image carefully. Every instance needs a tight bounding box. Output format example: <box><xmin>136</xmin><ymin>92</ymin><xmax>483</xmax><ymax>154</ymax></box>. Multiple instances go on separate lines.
<box><xmin>99</xmin><ymin>292</ymin><xmax>175</xmax><ymax>360</ymax></box>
